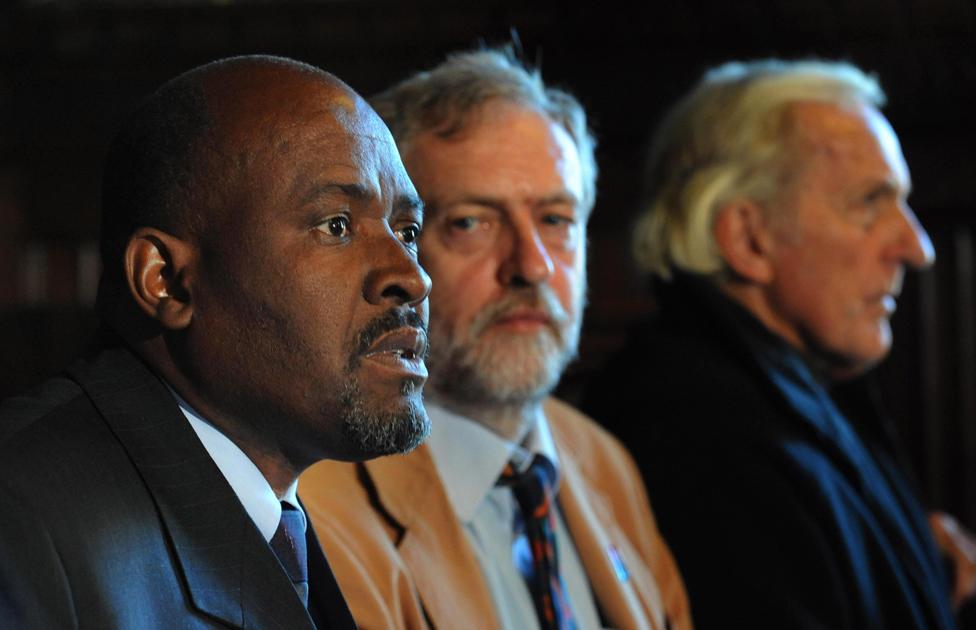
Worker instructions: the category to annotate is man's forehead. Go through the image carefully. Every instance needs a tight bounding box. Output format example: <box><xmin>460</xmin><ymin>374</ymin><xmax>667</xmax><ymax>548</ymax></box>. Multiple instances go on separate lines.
<box><xmin>327</xmin><ymin>90</ymin><xmax>387</xmax><ymax>133</ymax></box>
<box><xmin>218</xmin><ymin>84</ymin><xmax>353</xmax><ymax>138</ymax></box>
<box><xmin>263</xmin><ymin>127</ymin><xmax>413</xmax><ymax>211</ymax></box>
<box><xmin>210</xmin><ymin>74</ymin><xmax>402</xmax><ymax>166</ymax></box>
<box><xmin>786</xmin><ymin>101</ymin><xmax>891</xmax><ymax>154</ymax></box>
<box><xmin>194</xmin><ymin>70</ymin><xmax>416</xmax><ymax>210</ymax></box>
<box><xmin>404</xmin><ymin>102</ymin><xmax>584</xmax><ymax>204</ymax></box>
<box><xmin>783</xmin><ymin>101</ymin><xmax>908</xmax><ymax>181</ymax></box>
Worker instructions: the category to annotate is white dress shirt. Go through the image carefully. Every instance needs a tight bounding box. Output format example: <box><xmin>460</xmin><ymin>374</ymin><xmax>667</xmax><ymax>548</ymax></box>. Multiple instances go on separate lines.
<box><xmin>426</xmin><ymin>401</ymin><xmax>604</xmax><ymax>630</ymax></box>
<box><xmin>170</xmin><ymin>389</ymin><xmax>305</xmax><ymax>542</ymax></box>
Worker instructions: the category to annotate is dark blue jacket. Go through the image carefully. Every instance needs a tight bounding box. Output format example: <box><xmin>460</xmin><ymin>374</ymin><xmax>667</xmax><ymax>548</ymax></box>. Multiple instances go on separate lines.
<box><xmin>0</xmin><ymin>342</ymin><xmax>355</xmax><ymax>629</ymax></box>
<box><xmin>584</xmin><ymin>275</ymin><xmax>956</xmax><ymax>630</ymax></box>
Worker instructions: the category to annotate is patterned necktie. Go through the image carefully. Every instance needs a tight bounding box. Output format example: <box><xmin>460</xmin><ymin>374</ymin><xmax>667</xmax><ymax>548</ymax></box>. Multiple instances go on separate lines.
<box><xmin>497</xmin><ymin>453</ymin><xmax>576</xmax><ymax>630</ymax></box>
<box><xmin>270</xmin><ymin>502</ymin><xmax>309</xmax><ymax>607</ymax></box>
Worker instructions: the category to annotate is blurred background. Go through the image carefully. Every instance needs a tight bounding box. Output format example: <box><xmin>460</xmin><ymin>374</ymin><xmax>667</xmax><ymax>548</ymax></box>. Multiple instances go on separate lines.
<box><xmin>1</xmin><ymin>0</ymin><xmax>974</xmax><ymax>528</ymax></box>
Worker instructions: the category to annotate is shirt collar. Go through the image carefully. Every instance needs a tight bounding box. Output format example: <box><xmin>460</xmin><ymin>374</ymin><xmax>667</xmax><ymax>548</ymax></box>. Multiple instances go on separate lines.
<box><xmin>425</xmin><ymin>400</ymin><xmax>560</xmax><ymax>523</ymax></box>
<box><xmin>169</xmin><ymin>388</ymin><xmax>303</xmax><ymax>542</ymax></box>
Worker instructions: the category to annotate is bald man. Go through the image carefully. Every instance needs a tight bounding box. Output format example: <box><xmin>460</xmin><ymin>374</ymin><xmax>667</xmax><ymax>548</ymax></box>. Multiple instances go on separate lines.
<box><xmin>0</xmin><ymin>55</ymin><xmax>431</xmax><ymax>629</ymax></box>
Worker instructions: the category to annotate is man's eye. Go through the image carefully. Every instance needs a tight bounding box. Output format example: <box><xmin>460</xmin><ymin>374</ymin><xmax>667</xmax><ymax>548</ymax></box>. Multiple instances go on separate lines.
<box><xmin>316</xmin><ymin>215</ymin><xmax>350</xmax><ymax>238</ymax></box>
<box><xmin>863</xmin><ymin>190</ymin><xmax>889</xmax><ymax>211</ymax></box>
<box><xmin>450</xmin><ymin>216</ymin><xmax>480</xmax><ymax>232</ymax></box>
<box><xmin>540</xmin><ymin>212</ymin><xmax>580</xmax><ymax>251</ymax></box>
<box><xmin>442</xmin><ymin>212</ymin><xmax>496</xmax><ymax>253</ymax></box>
<box><xmin>541</xmin><ymin>214</ymin><xmax>574</xmax><ymax>227</ymax></box>
<box><xmin>398</xmin><ymin>224</ymin><xmax>421</xmax><ymax>246</ymax></box>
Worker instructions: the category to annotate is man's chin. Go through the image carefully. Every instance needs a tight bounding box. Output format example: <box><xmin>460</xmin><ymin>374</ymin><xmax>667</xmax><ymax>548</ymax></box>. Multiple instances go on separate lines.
<box><xmin>339</xmin><ymin>382</ymin><xmax>431</xmax><ymax>458</ymax></box>
<box><xmin>430</xmin><ymin>350</ymin><xmax>567</xmax><ymax>407</ymax></box>
<box><xmin>819</xmin><ymin>342</ymin><xmax>889</xmax><ymax>382</ymax></box>
<box><xmin>426</xmin><ymin>319</ymin><xmax>580</xmax><ymax>405</ymax></box>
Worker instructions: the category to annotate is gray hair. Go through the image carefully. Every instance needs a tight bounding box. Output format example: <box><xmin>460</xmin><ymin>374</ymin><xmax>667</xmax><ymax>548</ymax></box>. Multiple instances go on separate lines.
<box><xmin>633</xmin><ymin>58</ymin><xmax>885</xmax><ymax>279</ymax></box>
<box><xmin>370</xmin><ymin>46</ymin><xmax>598</xmax><ymax>215</ymax></box>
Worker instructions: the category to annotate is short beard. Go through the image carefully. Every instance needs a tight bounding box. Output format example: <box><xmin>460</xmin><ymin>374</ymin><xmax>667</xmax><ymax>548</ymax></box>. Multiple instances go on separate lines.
<box><xmin>427</xmin><ymin>285</ymin><xmax>582</xmax><ymax>408</ymax></box>
<box><xmin>339</xmin><ymin>377</ymin><xmax>430</xmax><ymax>457</ymax></box>
<box><xmin>338</xmin><ymin>308</ymin><xmax>431</xmax><ymax>457</ymax></box>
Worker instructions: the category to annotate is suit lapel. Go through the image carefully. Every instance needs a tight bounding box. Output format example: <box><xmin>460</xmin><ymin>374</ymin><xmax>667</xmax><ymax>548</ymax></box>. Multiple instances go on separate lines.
<box><xmin>68</xmin><ymin>346</ymin><xmax>314</xmax><ymax>629</ymax></box>
<box><xmin>363</xmin><ymin>444</ymin><xmax>499</xmax><ymax>629</ymax></box>
<box><xmin>549</xmin><ymin>411</ymin><xmax>663</xmax><ymax>630</ymax></box>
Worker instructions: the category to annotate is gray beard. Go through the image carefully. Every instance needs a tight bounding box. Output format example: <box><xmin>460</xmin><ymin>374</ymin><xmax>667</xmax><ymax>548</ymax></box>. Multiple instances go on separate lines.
<box><xmin>426</xmin><ymin>319</ymin><xmax>580</xmax><ymax>408</ymax></box>
<box><xmin>339</xmin><ymin>377</ymin><xmax>431</xmax><ymax>457</ymax></box>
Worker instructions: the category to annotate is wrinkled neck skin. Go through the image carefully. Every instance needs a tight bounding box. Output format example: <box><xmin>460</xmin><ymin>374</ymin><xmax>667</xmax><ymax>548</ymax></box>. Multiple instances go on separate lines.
<box><xmin>427</xmin><ymin>389</ymin><xmax>545</xmax><ymax>446</ymax></box>
<box><xmin>718</xmin><ymin>279</ymin><xmax>872</xmax><ymax>384</ymax></box>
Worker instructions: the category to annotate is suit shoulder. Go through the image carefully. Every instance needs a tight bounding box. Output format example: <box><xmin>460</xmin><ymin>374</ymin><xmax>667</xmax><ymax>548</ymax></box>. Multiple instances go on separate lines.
<box><xmin>587</xmin><ymin>323</ymin><xmax>787</xmax><ymax>451</ymax></box>
<box><xmin>546</xmin><ymin>397</ymin><xmax>617</xmax><ymax>446</ymax></box>
<box><xmin>0</xmin><ymin>374</ymin><xmax>124</xmax><ymax>506</ymax></box>
<box><xmin>0</xmin><ymin>373</ymin><xmax>85</xmax><ymax>443</ymax></box>
<box><xmin>545</xmin><ymin>397</ymin><xmax>636</xmax><ymax>481</ymax></box>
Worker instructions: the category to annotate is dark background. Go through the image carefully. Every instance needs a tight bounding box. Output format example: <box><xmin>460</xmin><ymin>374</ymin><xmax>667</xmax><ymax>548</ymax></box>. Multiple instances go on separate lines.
<box><xmin>2</xmin><ymin>0</ymin><xmax>974</xmax><ymax>527</ymax></box>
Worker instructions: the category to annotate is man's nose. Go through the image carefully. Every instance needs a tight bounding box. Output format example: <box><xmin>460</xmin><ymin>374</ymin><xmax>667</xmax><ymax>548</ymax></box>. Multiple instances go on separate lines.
<box><xmin>497</xmin><ymin>219</ymin><xmax>555</xmax><ymax>286</ymax></box>
<box><xmin>892</xmin><ymin>203</ymin><xmax>935</xmax><ymax>270</ymax></box>
<box><xmin>363</xmin><ymin>234</ymin><xmax>432</xmax><ymax>307</ymax></box>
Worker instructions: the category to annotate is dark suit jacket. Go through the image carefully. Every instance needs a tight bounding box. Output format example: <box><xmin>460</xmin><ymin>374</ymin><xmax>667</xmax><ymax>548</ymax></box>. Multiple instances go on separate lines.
<box><xmin>583</xmin><ymin>275</ymin><xmax>956</xmax><ymax>630</ymax></box>
<box><xmin>0</xmin><ymin>342</ymin><xmax>355</xmax><ymax>629</ymax></box>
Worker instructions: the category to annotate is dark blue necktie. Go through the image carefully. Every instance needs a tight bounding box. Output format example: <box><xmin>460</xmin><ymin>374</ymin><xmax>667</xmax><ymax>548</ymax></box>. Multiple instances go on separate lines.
<box><xmin>270</xmin><ymin>502</ymin><xmax>309</xmax><ymax>607</ymax></box>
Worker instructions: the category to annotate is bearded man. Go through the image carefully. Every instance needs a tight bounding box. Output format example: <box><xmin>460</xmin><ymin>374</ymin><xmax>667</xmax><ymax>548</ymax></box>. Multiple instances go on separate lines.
<box><xmin>0</xmin><ymin>55</ymin><xmax>431</xmax><ymax>629</ymax></box>
<box><xmin>299</xmin><ymin>47</ymin><xmax>692</xmax><ymax>630</ymax></box>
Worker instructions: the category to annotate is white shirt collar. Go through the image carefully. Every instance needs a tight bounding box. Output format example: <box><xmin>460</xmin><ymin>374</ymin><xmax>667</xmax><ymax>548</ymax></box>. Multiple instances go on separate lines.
<box><xmin>425</xmin><ymin>400</ymin><xmax>560</xmax><ymax>523</ymax></box>
<box><xmin>169</xmin><ymin>389</ymin><xmax>303</xmax><ymax>542</ymax></box>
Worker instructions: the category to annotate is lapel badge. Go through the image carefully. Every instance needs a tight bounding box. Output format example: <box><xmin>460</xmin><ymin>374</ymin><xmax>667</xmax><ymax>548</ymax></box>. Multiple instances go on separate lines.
<box><xmin>607</xmin><ymin>544</ymin><xmax>630</xmax><ymax>583</ymax></box>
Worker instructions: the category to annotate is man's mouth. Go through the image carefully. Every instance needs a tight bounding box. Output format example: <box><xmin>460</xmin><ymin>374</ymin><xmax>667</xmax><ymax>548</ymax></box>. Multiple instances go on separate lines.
<box><xmin>865</xmin><ymin>291</ymin><xmax>898</xmax><ymax>317</ymax></box>
<box><xmin>361</xmin><ymin>327</ymin><xmax>429</xmax><ymax>379</ymax></box>
<box><xmin>492</xmin><ymin>308</ymin><xmax>552</xmax><ymax>329</ymax></box>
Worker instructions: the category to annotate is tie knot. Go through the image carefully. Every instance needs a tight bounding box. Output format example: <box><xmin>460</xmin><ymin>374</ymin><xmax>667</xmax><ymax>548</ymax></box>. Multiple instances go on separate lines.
<box><xmin>498</xmin><ymin>453</ymin><xmax>558</xmax><ymax>520</ymax></box>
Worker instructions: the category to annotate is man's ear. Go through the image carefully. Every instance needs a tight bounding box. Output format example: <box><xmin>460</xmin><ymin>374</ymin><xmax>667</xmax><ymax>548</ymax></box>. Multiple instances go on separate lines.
<box><xmin>713</xmin><ymin>199</ymin><xmax>776</xmax><ymax>285</ymax></box>
<box><xmin>124</xmin><ymin>227</ymin><xmax>195</xmax><ymax>330</ymax></box>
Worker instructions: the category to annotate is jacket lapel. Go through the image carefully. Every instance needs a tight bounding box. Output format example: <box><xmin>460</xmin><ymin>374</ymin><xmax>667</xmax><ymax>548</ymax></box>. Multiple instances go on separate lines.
<box><xmin>761</xmin><ymin>356</ymin><xmax>951</xmax><ymax>621</ymax></box>
<box><xmin>68</xmin><ymin>346</ymin><xmax>314</xmax><ymax>629</ymax></box>
<box><xmin>363</xmin><ymin>443</ymin><xmax>499</xmax><ymax>629</ymax></box>
<box><xmin>305</xmin><ymin>514</ymin><xmax>357</xmax><ymax>630</ymax></box>
<box><xmin>547</xmin><ymin>401</ymin><xmax>665</xmax><ymax>630</ymax></box>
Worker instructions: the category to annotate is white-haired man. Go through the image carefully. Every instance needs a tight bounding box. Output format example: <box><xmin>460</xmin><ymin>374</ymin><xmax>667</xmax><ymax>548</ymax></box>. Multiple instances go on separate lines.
<box><xmin>300</xmin><ymin>48</ymin><xmax>692</xmax><ymax>630</ymax></box>
<box><xmin>585</xmin><ymin>59</ymin><xmax>974</xmax><ymax>629</ymax></box>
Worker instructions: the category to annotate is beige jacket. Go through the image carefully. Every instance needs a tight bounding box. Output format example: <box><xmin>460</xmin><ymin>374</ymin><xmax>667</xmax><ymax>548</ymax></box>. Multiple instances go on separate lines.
<box><xmin>300</xmin><ymin>397</ymin><xmax>692</xmax><ymax>630</ymax></box>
